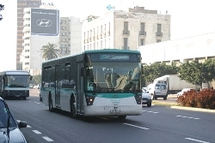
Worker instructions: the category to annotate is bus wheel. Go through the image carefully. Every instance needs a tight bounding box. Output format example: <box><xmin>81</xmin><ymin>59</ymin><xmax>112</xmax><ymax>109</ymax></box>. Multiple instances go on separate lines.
<box><xmin>118</xmin><ymin>115</ymin><xmax>126</xmax><ymax>120</ymax></box>
<box><xmin>23</xmin><ymin>97</ymin><xmax>26</xmax><ymax>100</ymax></box>
<box><xmin>70</xmin><ymin>103</ymin><xmax>77</xmax><ymax>118</ymax></box>
<box><xmin>48</xmin><ymin>95</ymin><xmax>54</xmax><ymax>112</ymax></box>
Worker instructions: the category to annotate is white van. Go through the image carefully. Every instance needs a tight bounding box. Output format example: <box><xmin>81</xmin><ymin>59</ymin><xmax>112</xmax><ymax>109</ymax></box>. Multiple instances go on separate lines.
<box><xmin>147</xmin><ymin>83</ymin><xmax>168</xmax><ymax>100</ymax></box>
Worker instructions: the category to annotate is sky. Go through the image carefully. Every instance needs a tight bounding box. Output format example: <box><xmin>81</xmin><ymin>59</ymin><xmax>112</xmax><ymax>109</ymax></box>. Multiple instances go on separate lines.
<box><xmin>0</xmin><ymin>0</ymin><xmax>215</xmax><ymax>71</ymax></box>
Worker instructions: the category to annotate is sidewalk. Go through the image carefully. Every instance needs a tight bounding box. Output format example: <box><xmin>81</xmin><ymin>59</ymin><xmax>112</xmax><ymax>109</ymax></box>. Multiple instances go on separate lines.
<box><xmin>152</xmin><ymin>96</ymin><xmax>215</xmax><ymax>113</ymax></box>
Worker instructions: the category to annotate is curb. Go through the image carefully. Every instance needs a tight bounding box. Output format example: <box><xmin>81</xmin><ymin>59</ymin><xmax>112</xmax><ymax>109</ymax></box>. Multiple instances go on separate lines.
<box><xmin>152</xmin><ymin>101</ymin><xmax>215</xmax><ymax>113</ymax></box>
<box><xmin>170</xmin><ymin>106</ymin><xmax>215</xmax><ymax>113</ymax></box>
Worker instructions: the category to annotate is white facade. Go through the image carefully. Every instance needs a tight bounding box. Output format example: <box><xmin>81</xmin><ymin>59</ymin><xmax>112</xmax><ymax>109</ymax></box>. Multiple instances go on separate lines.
<box><xmin>139</xmin><ymin>32</ymin><xmax>215</xmax><ymax>65</ymax></box>
<box><xmin>21</xmin><ymin>7</ymin><xmax>59</xmax><ymax>75</ymax></box>
<box><xmin>82</xmin><ymin>7</ymin><xmax>171</xmax><ymax>51</ymax></box>
<box><xmin>69</xmin><ymin>17</ymin><xmax>82</xmax><ymax>56</ymax></box>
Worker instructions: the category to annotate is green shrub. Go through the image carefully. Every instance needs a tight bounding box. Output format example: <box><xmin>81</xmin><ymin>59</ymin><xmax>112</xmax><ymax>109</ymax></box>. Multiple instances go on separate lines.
<box><xmin>177</xmin><ymin>89</ymin><xmax>215</xmax><ymax>109</ymax></box>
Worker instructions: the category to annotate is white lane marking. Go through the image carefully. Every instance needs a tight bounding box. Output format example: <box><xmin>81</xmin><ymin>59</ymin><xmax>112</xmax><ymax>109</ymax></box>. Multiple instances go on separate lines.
<box><xmin>142</xmin><ymin>110</ymin><xmax>158</xmax><ymax>114</ymax></box>
<box><xmin>123</xmin><ymin>123</ymin><xmax>149</xmax><ymax>130</ymax></box>
<box><xmin>176</xmin><ymin>115</ymin><xmax>200</xmax><ymax>120</ymax></box>
<box><xmin>34</xmin><ymin>102</ymin><xmax>41</xmax><ymax>104</ymax></box>
<box><xmin>27</xmin><ymin>125</ymin><xmax>31</xmax><ymax>128</ymax></box>
<box><xmin>43</xmin><ymin>136</ymin><xmax>54</xmax><ymax>142</ymax></box>
<box><xmin>32</xmin><ymin>130</ymin><xmax>42</xmax><ymax>134</ymax></box>
<box><xmin>185</xmin><ymin>137</ymin><xmax>210</xmax><ymax>143</ymax></box>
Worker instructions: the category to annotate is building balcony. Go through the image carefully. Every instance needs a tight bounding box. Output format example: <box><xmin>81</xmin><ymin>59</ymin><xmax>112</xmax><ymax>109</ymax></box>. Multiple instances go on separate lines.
<box><xmin>23</xmin><ymin>13</ymin><xmax>30</xmax><ymax>19</ymax></box>
<box><xmin>139</xmin><ymin>31</ymin><xmax>147</xmax><ymax>36</ymax></box>
<box><xmin>122</xmin><ymin>30</ymin><xmax>130</xmax><ymax>35</ymax></box>
<box><xmin>108</xmin><ymin>31</ymin><xmax>110</xmax><ymax>36</ymax></box>
<box><xmin>22</xmin><ymin>33</ymin><xmax>30</xmax><ymax>39</ymax></box>
<box><xmin>23</xmin><ymin>39</ymin><xmax>30</xmax><ymax>45</ymax></box>
<box><xmin>22</xmin><ymin>26</ymin><xmax>30</xmax><ymax>33</ymax></box>
<box><xmin>23</xmin><ymin>20</ymin><xmax>30</xmax><ymax>26</ymax></box>
<box><xmin>156</xmin><ymin>32</ymin><xmax>163</xmax><ymax>37</ymax></box>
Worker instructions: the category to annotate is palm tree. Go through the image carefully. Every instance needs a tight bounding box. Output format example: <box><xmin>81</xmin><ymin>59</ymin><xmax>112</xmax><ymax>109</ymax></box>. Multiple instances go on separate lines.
<box><xmin>41</xmin><ymin>43</ymin><xmax>60</xmax><ymax>60</ymax></box>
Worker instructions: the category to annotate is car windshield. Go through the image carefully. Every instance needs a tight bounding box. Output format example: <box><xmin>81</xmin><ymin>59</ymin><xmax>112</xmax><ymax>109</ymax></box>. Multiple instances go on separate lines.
<box><xmin>0</xmin><ymin>100</ymin><xmax>16</xmax><ymax>128</ymax></box>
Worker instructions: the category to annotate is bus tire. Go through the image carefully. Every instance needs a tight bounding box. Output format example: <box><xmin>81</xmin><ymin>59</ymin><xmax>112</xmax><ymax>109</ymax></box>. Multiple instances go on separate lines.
<box><xmin>118</xmin><ymin>115</ymin><xmax>126</xmax><ymax>120</ymax></box>
<box><xmin>48</xmin><ymin>94</ymin><xmax>54</xmax><ymax>112</ymax></box>
<box><xmin>70</xmin><ymin>95</ymin><xmax>77</xmax><ymax>118</ymax></box>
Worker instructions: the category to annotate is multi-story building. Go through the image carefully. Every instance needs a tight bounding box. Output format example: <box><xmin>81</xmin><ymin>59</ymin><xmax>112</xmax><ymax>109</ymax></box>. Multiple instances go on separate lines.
<box><xmin>21</xmin><ymin>6</ymin><xmax>59</xmax><ymax>75</ymax></box>
<box><xmin>17</xmin><ymin>0</ymin><xmax>41</xmax><ymax>70</ymax></box>
<box><xmin>82</xmin><ymin>6</ymin><xmax>171</xmax><ymax>51</ymax></box>
<box><xmin>139</xmin><ymin>32</ymin><xmax>215</xmax><ymax>65</ymax></box>
<box><xmin>59</xmin><ymin>17</ymin><xmax>82</xmax><ymax>57</ymax></box>
<box><xmin>59</xmin><ymin>17</ymin><xmax>70</xmax><ymax>57</ymax></box>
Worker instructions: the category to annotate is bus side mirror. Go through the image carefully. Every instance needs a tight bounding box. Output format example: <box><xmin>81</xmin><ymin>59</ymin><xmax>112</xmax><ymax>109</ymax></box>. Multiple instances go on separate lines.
<box><xmin>30</xmin><ymin>76</ymin><xmax>32</xmax><ymax>80</ymax></box>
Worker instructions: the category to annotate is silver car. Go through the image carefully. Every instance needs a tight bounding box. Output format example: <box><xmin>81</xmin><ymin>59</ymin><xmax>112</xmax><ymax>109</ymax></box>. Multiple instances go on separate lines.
<box><xmin>142</xmin><ymin>88</ymin><xmax>152</xmax><ymax>107</ymax></box>
<box><xmin>0</xmin><ymin>97</ymin><xmax>28</xmax><ymax>143</ymax></box>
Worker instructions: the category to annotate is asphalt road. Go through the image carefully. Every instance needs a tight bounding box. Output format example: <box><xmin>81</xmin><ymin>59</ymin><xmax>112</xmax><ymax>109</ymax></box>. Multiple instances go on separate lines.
<box><xmin>4</xmin><ymin>89</ymin><xmax>215</xmax><ymax>143</ymax></box>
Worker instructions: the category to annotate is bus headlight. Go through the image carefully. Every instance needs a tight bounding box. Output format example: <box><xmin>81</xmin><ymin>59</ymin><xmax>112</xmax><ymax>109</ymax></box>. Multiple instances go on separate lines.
<box><xmin>85</xmin><ymin>94</ymin><xmax>95</xmax><ymax>106</ymax></box>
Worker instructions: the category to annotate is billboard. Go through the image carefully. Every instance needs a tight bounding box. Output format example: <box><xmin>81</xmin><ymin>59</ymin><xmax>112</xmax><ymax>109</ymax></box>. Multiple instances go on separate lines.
<box><xmin>31</xmin><ymin>8</ymin><xmax>59</xmax><ymax>36</ymax></box>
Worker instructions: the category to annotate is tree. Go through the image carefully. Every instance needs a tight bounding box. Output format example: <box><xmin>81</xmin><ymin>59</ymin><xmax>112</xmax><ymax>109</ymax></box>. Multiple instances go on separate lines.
<box><xmin>0</xmin><ymin>4</ymin><xmax>4</xmax><ymax>21</ymax></box>
<box><xmin>178</xmin><ymin>59</ymin><xmax>215</xmax><ymax>86</ymax></box>
<box><xmin>40</xmin><ymin>43</ymin><xmax>60</xmax><ymax>60</ymax></box>
<box><xmin>142</xmin><ymin>62</ymin><xmax>178</xmax><ymax>83</ymax></box>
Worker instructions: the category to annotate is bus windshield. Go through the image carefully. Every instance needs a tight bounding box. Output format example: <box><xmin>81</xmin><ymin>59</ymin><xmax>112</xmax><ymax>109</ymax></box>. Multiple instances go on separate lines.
<box><xmin>5</xmin><ymin>75</ymin><xmax>30</xmax><ymax>88</ymax></box>
<box><xmin>86</xmin><ymin>62</ymin><xmax>141</xmax><ymax>92</ymax></box>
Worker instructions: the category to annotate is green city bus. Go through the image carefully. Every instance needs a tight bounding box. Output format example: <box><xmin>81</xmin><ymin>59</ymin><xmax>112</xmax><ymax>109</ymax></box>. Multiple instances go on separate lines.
<box><xmin>40</xmin><ymin>49</ymin><xmax>143</xmax><ymax>119</ymax></box>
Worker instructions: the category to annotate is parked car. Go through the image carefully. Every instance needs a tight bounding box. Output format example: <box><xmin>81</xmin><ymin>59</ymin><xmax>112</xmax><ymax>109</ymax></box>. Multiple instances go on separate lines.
<box><xmin>142</xmin><ymin>88</ymin><xmax>152</xmax><ymax>107</ymax></box>
<box><xmin>0</xmin><ymin>97</ymin><xmax>28</xmax><ymax>143</ymax></box>
<box><xmin>176</xmin><ymin>88</ymin><xmax>195</xmax><ymax>97</ymax></box>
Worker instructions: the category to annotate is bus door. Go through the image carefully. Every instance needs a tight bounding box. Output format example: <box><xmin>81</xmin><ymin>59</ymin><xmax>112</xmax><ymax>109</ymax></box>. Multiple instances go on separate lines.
<box><xmin>55</xmin><ymin>65</ymin><xmax>60</xmax><ymax>107</ymax></box>
<box><xmin>76</xmin><ymin>62</ymin><xmax>84</xmax><ymax>113</ymax></box>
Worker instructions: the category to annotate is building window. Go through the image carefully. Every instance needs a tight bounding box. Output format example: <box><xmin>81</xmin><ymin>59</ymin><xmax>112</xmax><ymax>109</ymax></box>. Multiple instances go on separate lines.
<box><xmin>123</xmin><ymin>38</ymin><xmax>128</xmax><ymax>49</ymax></box>
<box><xmin>156</xmin><ymin>24</ymin><xmax>163</xmax><ymax>36</ymax></box>
<box><xmin>141</xmin><ymin>23</ymin><xmax>145</xmax><ymax>32</ymax></box>
<box><xmin>157</xmin><ymin>24</ymin><xmax>161</xmax><ymax>32</ymax></box>
<box><xmin>124</xmin><ymin>21</ymin><xmax>128</xmax><ymax>31</ymax></box>
<box><xmin>139</xmin><ymin>23</ymin><xmax>146</xmax><ymax>35</ymax></box>
<box><xmin>123</xmin><ymin>21</ymin><xmax>130</xmax><ymax>34</ymax></box>
<box><xmin>140</xmin><ymin>39</ymin><xmax>145</xmax><ymax>45</ymax></box>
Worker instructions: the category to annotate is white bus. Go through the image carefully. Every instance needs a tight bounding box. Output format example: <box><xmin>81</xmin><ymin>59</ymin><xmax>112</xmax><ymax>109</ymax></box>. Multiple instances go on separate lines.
<box><xmin>0</xmin><ymin>70</ymin><xmax>32</xmax><ymax>99</ymax></box>
<box><xmin>40</xmin><ymin>49</ymin><xmax>143</xmax><ymax>119</ymax></box>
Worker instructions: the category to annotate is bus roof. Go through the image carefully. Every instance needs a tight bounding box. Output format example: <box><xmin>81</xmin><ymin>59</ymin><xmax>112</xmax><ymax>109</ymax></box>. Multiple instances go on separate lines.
<box><xmin>42</xmin><ymin>49</ymin><xmax>140</xmax><ymax>64</ymax></box>
<box><xmin>0</xmin><ymin>70</ymin><xmax>30</xmax><ymax>76</ymax></box>
<box><xmin>84</xmin><ymin>49</ymin><xmax>140</xmax><ymax>54</ymax></box>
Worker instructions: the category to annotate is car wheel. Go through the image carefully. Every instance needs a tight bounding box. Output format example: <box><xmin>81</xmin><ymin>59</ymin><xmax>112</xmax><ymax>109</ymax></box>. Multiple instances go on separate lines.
<box><xmin>147</xmin><ymin>102</ymin><xmax>151</xmax><ymax>107</ymax></box>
